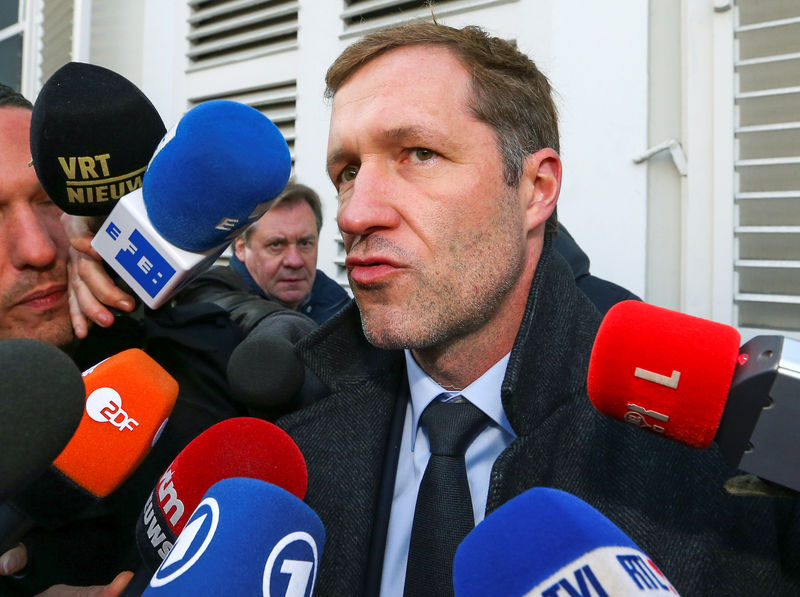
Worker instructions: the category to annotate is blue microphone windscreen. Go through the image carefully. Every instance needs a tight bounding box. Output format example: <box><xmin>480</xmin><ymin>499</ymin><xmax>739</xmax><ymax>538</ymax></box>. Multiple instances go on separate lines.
<box><xmin>142</xmin><ymin>477</ymin><xmax>324</xmax><ymax>597</ymax></box>
<box><xmin>142</xmin><ymin>100</ymin><xmax>291</xmax><ymax>251</ymax></box>
<box><xmin>453</xmin><ymin>488</ymin><xmax>678</xmax><ymax>596</ymax></box>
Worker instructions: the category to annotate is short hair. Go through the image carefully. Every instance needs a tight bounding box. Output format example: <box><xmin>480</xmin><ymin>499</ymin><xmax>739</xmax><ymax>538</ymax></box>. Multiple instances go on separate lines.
<box><xmin>325</xmin><ymin>21</ymin><xmax>559</xmax><ymax>237</ymax></box>
<box><xmin>0</xmin><ymin>83</ymin><xmax>32</xmax><ymax>110</ymax></box>
<box><xmin>241</xmin><ymin>182</ymin><xmax>324</xmax><ymax>244</ymax></box>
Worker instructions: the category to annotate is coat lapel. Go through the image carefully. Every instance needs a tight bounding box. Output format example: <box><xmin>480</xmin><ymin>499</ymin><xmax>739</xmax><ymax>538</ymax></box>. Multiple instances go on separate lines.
<box><xmin>279</xmin><ymin>304</ymin><xmax>406</xmax><ymax>596</ymax></box>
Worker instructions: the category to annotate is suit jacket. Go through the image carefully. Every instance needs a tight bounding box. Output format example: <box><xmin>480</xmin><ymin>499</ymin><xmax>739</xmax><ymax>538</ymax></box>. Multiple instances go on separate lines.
<box><xmin>279</xmin><ymin>242</ymin><xmax>800</xmax><ymax>596</ymax></box>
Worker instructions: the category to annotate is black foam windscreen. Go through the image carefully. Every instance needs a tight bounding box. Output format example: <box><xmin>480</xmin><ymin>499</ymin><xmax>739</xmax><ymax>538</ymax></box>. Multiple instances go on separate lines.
<box><xmin>0</xmin><ymin>339</ymin><xmax>85</xmax><ymax>501</ymax></box>
<box><xmin>226</xmin><ymin>331</ymin><xmax>305</xmax><ymax>412</ymax></box>
<box><xmin>30</xmin><ymin>62</ymin><xmax>166</xmax><ymax>216</ymax></box>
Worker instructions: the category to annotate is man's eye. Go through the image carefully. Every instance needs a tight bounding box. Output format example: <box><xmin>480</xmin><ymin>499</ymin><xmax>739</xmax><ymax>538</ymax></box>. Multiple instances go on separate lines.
<box><xmin>412</xmin><ymin>148</ymin><xmax>435</xmax><ymax>161</ymax></box>
<box><xmin>340</xmin><ymin>165</ymin><xmax>359</xmax><ymax>183</ymax></box>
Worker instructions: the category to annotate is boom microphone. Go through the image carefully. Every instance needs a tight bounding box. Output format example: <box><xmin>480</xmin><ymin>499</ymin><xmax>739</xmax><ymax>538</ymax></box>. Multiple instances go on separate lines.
<box><xmin>30</xmin><ymin>62</ymin><xmax>166</xmax><ymax>217</ymax></box>
<box><xmin>587</xmin><ymin>300</ymin><xmax>800</xmax><ymax>492</ymax></box>
<box><xmin>92</xmin><ymin>100</ymin><xmax>292</xmax><ymax>308</ymax></box>
<box><xmin>130</xmin><ymin>417</ymin><xmax>307</xmax><ymax>584</ymax></box>
<box><xmin>0</xmin><ymin>349</ymin><xmax>178</xmax><ymax>553</ymax></box>
<box><xmin>0</xmin><ymin>339</ymin><xmax>85</xmax><ymax>502</ymax></box>
<box><xmin>140</xmin><ymin>477</ymin><xmax>324</xmax><ymax>596</ymax></box>
<box><xmin>453</xmin><ymin>487</ymin><xmax>678</xmax><ymax>596</ymax></box>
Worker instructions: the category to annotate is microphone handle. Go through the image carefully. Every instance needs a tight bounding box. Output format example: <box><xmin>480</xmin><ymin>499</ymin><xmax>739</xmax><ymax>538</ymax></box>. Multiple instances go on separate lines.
<box><xmin>120</xmin><ymin>564</ymin><xmax>154</xmax><ymax>597</ymax></box>
<box><xmin>0</xmin><ymin>502</ymin><xmax>35</xmax><ymax>554</ymax></box>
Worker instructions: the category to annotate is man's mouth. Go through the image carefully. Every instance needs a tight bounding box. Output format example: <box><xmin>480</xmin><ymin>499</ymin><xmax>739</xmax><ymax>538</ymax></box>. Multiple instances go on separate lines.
<box><xmin>15</xmin><ymin>285</ymin><xmax>68</xmax><ymax>310</ymax></box>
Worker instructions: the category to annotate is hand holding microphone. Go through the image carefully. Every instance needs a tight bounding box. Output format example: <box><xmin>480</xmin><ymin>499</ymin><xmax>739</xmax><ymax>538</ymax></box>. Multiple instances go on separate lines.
<box><xmin>91</xmin><ymin>99</ymin><xmax>292</xmax><ymax>309</ymax></box>
<box><xmin>31</xmin><ymin>63</ymin><xmax>292</xmax><ymax>323</ymax></box>
<box><xmin>62</xmin><ymin>213</ymin><xmax>136</xmax><ymax>338</ymax></box>
<box><xmin>30</xmin><ymin>62</ymin><xmax>168</xmax><ymax>335</ymax></box>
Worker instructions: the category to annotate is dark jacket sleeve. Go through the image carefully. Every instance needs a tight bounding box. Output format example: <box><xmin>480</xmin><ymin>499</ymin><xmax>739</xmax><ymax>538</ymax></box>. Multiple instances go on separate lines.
<box><xmin>173</xmin><ymin>265</ymin><xmax>317</xmax><ymax>338</ymax></box>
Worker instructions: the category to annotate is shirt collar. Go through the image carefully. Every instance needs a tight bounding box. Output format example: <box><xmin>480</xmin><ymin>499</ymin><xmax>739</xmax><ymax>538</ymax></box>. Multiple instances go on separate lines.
<box><xmin>404</xmin><ymin>349</ymin><xmax>515</xmax><ymax>450</ymax></box>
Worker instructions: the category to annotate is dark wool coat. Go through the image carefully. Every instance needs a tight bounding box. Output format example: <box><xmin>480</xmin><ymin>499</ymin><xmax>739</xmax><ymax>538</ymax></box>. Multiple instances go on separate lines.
<box><xmin>279</xmin><ymin>241</ymin><xmax>800</xmax><ymax>597</ymax></box>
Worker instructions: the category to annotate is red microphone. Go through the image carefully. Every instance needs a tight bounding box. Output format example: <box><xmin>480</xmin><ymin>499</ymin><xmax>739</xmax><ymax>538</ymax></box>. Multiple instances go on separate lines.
<box><xmin>588</xmin><ymin>300</ymin><xmax>800</xmax><ymax>493</ymax></box>
<box><xmin>132</xmin><ymin>417</ymin><xmax>307</xmax><ymax>576</ymax></box>
<box><xmin>588</xmin><ymin>300</ymin><xmax>740</xmax><ymax>449</ymax></box>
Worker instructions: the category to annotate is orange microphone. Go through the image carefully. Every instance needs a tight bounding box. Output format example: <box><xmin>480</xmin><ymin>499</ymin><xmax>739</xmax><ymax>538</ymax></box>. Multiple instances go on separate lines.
<box><xmin>0</xmin><ymin>349</ymin><xmax>178</xmax><ymax>552</ymax></box>
<box><xmin>55</xmin><ymin>349</ymin><xmax>178</xmax><ymax>497</ymax></box>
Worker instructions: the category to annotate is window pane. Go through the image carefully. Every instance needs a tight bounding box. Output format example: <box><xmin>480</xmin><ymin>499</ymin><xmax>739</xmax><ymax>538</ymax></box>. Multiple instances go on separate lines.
<box><xmin>0</xmin><ymin>1</ymin><xmax>18</xmax><ymax>31</ymax></box>
<box><xmin>0</xmin><ymin>34</ymin><xmax>22</xmax><ymax>91</ymax></box>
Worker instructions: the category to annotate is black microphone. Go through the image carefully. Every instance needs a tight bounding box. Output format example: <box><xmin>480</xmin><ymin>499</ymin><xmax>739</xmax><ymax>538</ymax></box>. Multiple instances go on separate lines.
<box><xmin>0</xmin><ymin>339</ymin><xmax>85</xmax><ymax>502</ymax></box>
<box><xmin>226</xmin><ymin>329</ymin><xmax>306</xmax><ymax>416</ymax></box>
<box><xmin>29</xmin><ymin>62</ymin><xmax>166</xmax><ymax>218</ymax></box>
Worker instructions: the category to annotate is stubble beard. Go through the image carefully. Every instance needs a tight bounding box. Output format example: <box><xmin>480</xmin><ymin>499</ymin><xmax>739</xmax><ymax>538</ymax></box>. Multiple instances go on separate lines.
<box><xmin>0</xmin><ymin>270</ymin><xmax>75</xmax><ymax>349</ymax></box>
<box><xmin>356</xmin><ymin>189</ymin><xmax>526</xmax><ymax>352</ymax></box>
<box><xmin>0</xmin><ymin>312</ymin><xmax>74</xmax><ymax>349</ymax></box>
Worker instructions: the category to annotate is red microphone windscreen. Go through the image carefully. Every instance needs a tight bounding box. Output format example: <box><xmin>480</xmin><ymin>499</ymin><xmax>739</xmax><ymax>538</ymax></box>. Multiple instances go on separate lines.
<box><xmin>154</xmin><ymin>417</ymin><xmax>307</xmax><ymax>536</ymax></box>
<box><xmin>587</xmin><ymin>300</ymin><xmax>741</xmax><ymax>449</ymax></box>
<box><xmin>53</xmin><ymin>349</ymin><xmax>179</xmax><ymax>497</ymax></box>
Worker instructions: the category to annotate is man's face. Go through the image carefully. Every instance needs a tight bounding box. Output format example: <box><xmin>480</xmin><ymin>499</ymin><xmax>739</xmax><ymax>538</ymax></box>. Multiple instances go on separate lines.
<box><xmin>327</xmin><ymin>45</ymin><xmax>532</xmax><ymax>351</ymax></box>
<box><xmin>0</xmin><ymin>107</ymin><xmax>71</xmax><ymax>346</ymax></box>
<box><xmin>235</xmin><ymin>200</ymin><xmax>319</xmax><ymax>309</ymax></box>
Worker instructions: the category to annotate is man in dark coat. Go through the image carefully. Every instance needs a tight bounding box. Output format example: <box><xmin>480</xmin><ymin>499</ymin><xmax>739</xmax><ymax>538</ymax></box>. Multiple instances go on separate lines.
<box><xmin>275</xmin><ymin>21</ymin><xmax>800</xmax><ymax>597</ymax></box>
<box><xmin>174</xmin><ymin>182</ymin><xmax>349</xmax><ymax>335</ymax></box>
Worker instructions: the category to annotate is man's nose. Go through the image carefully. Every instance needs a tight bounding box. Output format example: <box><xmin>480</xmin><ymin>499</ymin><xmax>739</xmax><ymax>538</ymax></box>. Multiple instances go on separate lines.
<box><xmin>337</xmin><ymin>161</ymin><xmax>401</xmax><ymax>242</ymax></box>
<box><xmin>282</xmin><ymin>244</ymin><xmax>305</xmax><ymax>268</ymax></box>
<box><xmin>7</xmin><ymin>204</ymin><xmax>59</xmax><ymax>270</ymax></box>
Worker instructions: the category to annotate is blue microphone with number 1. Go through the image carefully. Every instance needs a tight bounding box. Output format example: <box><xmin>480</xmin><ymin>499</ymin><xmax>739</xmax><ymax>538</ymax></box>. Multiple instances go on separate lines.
<box><xmin>141</xmin><ymin>477</ymin><xmax>325</xmax><ymax>597</ymax></box>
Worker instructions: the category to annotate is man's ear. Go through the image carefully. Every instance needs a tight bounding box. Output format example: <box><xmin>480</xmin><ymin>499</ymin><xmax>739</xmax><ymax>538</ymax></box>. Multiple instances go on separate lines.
<box><xmin>233</xmin><ymin>236</ymin><xmax>246</xmax><ymax>261</ymax></box>
<box><xmin>519</xmin><ymin>148</ymin><xmax>561</xmax><ymax>233</ymax></box>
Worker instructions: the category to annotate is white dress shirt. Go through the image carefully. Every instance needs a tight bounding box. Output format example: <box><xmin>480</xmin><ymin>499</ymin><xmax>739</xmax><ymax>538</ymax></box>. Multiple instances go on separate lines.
<box><xmin>379</xmin><ymin>350</ymin><xmax>516</xmax><ymax>596</ymax></box>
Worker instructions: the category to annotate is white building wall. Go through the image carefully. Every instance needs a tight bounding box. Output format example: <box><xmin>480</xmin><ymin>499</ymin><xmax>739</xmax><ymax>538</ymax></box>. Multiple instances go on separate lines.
<box><xmin>138</xmin><ymin>0</ymin><xmax>650</xmax><ymax>298</ymax></box>
<box><xmin>25</xmin><ymin>1</ymin><xmax>709</xmax><ymax>322</ymax></box>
